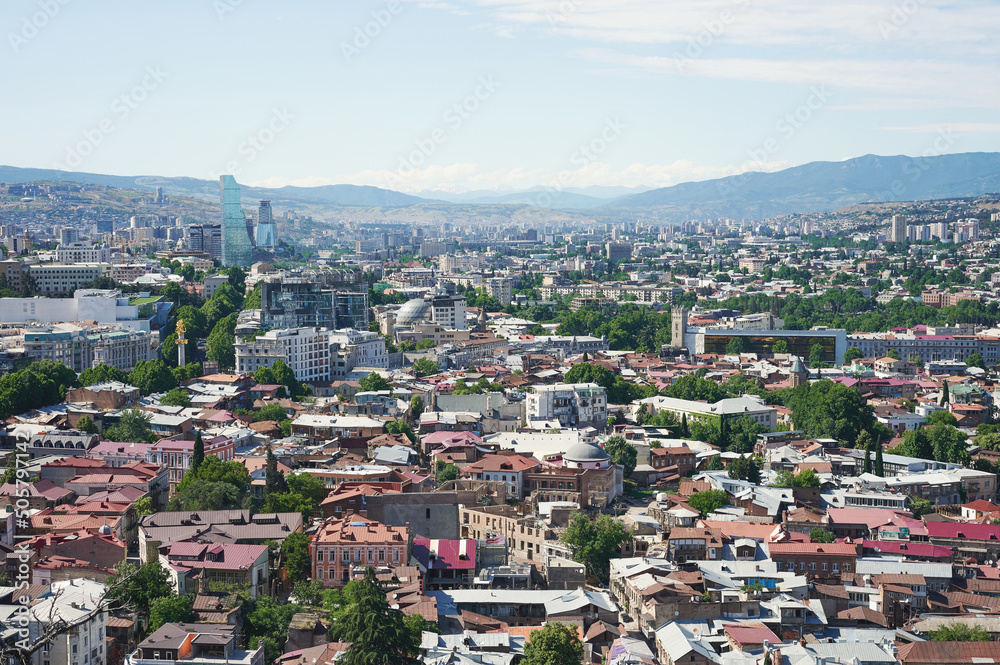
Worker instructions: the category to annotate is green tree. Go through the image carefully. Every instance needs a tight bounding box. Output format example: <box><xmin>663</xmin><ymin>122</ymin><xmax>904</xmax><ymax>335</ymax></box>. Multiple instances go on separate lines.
<box><xmin>79</xmin><ymin>363</ymin><xmax>129</xmax><ymax>387</ymax></box>
<box><xmin>436</xmin><ymin>462</ymin><xmax>459</xmax><ymax>486</ymax></box>
<box><xmin>523</xmin><ymin>623</ymin><xmax>584</xmax><ymax>665</ymax></box>
<box><xmin>667</xmin><ymin>372</ymin><xmax>725</xmax><ymax>403</ymax></box>
<box><xmin>159</xmin><ymin>388</ymin><xmax>191</xmax><ymax>408</ymax></box>
<box><xmin>359</xmin><ymin>372</ymin><xmax>391</xmax><ymax>393</ymax></box>
<box><xmin>809</xmin><ymin>343</ymin><xmax>826</xmax><ymax>367</ymax></box>
<box><xmin>687</xmin><ymin>489</ymin><xmax>730</xmax><ymax>516</ymax></box>
<box><xmin>128</xmin><ymin>360</ymin><xmax>178</xmax><ymax>396</ymax></box>
<box><xmin>292</xmin><ymin>579</ymin><xmax>326</xmax><ymax>607</ymax></box>
<box><xmin>930</xmin><ymin>623</ymin><xmax>992</xmax><ymax>641</ymax></box>
<box><xmin>874</xmin><ymin>440</ymin><xmax>885</xmax><ymax>477</ymax></box>
<box><xmin>707</xmin><ymin>454</ymin><xmax>724</xmax><ymax>471</ymax></box>
<box><xmin>105</xmin><ymin>409</ymin><xmax>156</xmax><ymax>443</ymax></box>
<box><xmin>281</xmin><ymin>531</ymin><xmax>313</xmax><ymax>580</ymax></box>
<box><xmin>265</xmin><ymin>445</ymin><xmax>288</xmax><ymax>496</ymax></box>
<box><xmin>785</xmin><ymin>379</ymin><xmax>874</xmax><ymax>444</ymax></box>
<box><xmin>729</xmin><ymin>416</ymin><xmax>768</xmax><ymax>454</ymax></box>
<box><xmin>843</xmin><ymin>346</ymin><xmax>863</xmax><ymax>363</ymax></box>
<box><xmin>725</xmin><ymin>336</ymin><xmax>747</xmax><ymax>355</ymax></box>
<box><xmin>191</xmin><ymin>430</ymin><xmax>205</xmax><ymax>475</ymax></box>
<box><xmin>106</xmin><ymin>560</ymin><xmax>173</xmax><ymax>623</ymax></box>
<box><xmin>288</xmin><ymin>472</ymin><xmax>328</xmax><ymax>508</ymax></box>
<box><xmin>411</xmin><ymin>357</ymin><xmax>439</xmax><ymax>377</ymax></box>
<box><xmin>771</xmin><ymin>339</ymin><xmax>789</xmax><ymax>354</ymax></box>
<box><xmin>175</xmin><ymin>305</ymin><xmax>208</xmax><ymax>339</ymax></box>
<box><xmin>857</xmin><ymin>430</ymin><xmax>874</xmax><ymax>473</ymax></box>
<box><xmin>244</xmin><ymin>596</ymin><xmax>303</xmax><ymax>664</ymax></box>
<box><xmin>133</xmin><ymin>496</ymin><xmax>155</xmax><ymax>516</ymax></box>
<box><xmin>207</xmin><ymin>313</ymin><xmax>238</xmax><ymax>371</ymax></box>
<box><xmin>410</xmin><ymin>395</ymin><xmax>424</xmax><ymax>421</ymax></box>
<box><xmin>887</xmin><ymin>348</ymin><xmax>900</xmax><ymax>360</ymax></box>
<box><xmin>810</xmin><ymin>529</ymin><xmax>835</xmax><ymax>543</ymax></box>
<box><xmin>966</xmin><ymin>351</ymin><xmax>986</xmax><ymax>369</ymax></box>
<box><xmin>329</xmin><ymin>567</ymin><xmax>421</xmax><ymax>665</ymax></box>
<box><xmin>604</xmin><ymin>436</ymin><xmax>637</xmax><ymax>477</ymax></box>
<box><xmin>560</xmin><ymin>513</ymin><xmax>632</xmax><ymax>583</ymax></box>
<box><xmin>727</xmin><ymin>456</ymin><xmax>761</xmax><ymax>484</ymax></box>
<box><xmin>926</xmin><ymin>410</ymin><xmax>959</xmax><ymax>427</ymax></box>
<box><xmin>75</xmin><ymin>416</ymin><xmax>99</xmax><ymax>435</ymax></box>
<box><xmin>149</xmin><ymin>594</ymin><xmax>194</xmax><ymax>632</ymax></box>
<box><xmin>386</xmin><ymin>420</ymin><xmax>417</xmax><ymax>443</ymax></box>
<box><xmin>254</xmin><ymin>402</ymin><xmax>289</xmax><ymax>423</ymax></box>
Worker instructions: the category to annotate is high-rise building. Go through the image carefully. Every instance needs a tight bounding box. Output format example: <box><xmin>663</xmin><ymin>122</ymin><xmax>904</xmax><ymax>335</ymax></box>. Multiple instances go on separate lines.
<box><xmin>890</xmin><ymin>215</ymin><xmax>907</xmax><ymax>243</ymax></box>
<box><xmin>256</xmin><ymin>200</ymin><xmax>277</xmax><ymax>248</ymax></box>
<box><xmin>219</xmin><ymin>175</ymin><xmax>253</xmax><ymax>267</ymax></box>
<box><xmin>186</xmin><ymin>224</ymin><xmax>222</xmax><ymax>260</ymax></box>
<box><xmin>59</xmin><ymin>228</ymin><xmax>80</xmax><ymax>245</ymax></box>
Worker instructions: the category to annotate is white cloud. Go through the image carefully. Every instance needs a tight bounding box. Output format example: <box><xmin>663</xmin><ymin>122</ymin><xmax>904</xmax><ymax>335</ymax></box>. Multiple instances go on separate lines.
<box><xmin>881</xmin><ymin>123</ymin><xmax>1000</xmax><ymax>134</ymax></box>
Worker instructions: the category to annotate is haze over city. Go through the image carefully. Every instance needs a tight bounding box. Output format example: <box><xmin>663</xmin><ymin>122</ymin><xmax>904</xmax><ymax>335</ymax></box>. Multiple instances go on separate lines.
<box><xmin>5</xmin><ymin>0</ymin><xmax>1000</xmax><ymax>193</ymax></box>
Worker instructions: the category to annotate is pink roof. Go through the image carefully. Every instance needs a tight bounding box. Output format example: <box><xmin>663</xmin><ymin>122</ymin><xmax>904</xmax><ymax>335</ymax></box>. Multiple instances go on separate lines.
<box><xmin>724</xmin><ymin>624</ymin><xmax>780</xmax><ymax>645</ymax></box>
<box><xmin>412</xmin><ymin>537</ymin><xmax>476</xmax><ymax>570</ymax></box>
<box><xmin>861</xmin><ymin>540</ymin><xmax>953</xmax><ymax>559</ymax></box>
<box><xmin>826</xmin><ymin>508</ymin><xmax>910</xmax><ymax>530</ymax></box>
<box><xmin>768</xmin><ymin>542</ymin><xmax>858</xmax><ymax>556</ymax></box>
<box><xmin>421</xmin><ymin>431</ymin><xmax>484</xmax><ymax>446</ymax></box>
<box><xmin>164</xmin><ymin>542</ymin><xmax>268</xmax><ymax>569</ymax></box>
<box><xmin>925</xmin><ymin>521</ymin><xmax>1000</xmax><ymax>541</ymax></box>
<box><xmin>205</xmin><ymin>410</ymin><xmax>236</xmax><ymax>422</ymax></box>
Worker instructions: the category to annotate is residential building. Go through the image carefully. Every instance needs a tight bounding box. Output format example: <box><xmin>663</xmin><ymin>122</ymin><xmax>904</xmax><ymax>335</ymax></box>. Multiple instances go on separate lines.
<box><xmin>310</xmin><ymin>515</ymin><xmax>410</xmax><ymax>587</ymax></box>
<box><xmin>235</xmin><ymin>326</ymin><xmax>332</xmax><ymax>382</ymax></box>
<box><xmin>22</xmin><ymin>325</ymin><xmax>154</xmax><ymax>373</ymax></box>
<box><xmin>639</xmin><ymin>395</ymin><xmax>777</xmax><ymax>430</ymax></box>
<box><xmin>329</xmin><ymin>328</ymin><xmax>388</xmax><ymax>379</ymax></box>
<box><xmin>429</xmin><ymin>294</ymin><xmax>468</xmax><ymax>330</ymax></box>
<box><xmin>146</xmin><ymin>434</ymin><xmax>236</xmax><ymax>492</ymax></box>
<box><xmin>138</xmin><ymin>510</ymin><xmax>303</xmax><ymax>563</ymax></box>
<box><xmin>29</xmin><ymin>579</ymin><xmax>109</xmax><ymax>665</ymax></box>
<box><xmin>185</xmin><ymin>223</ymin><xmax>222</xmax><ymax>260</ymax></box>
<box><xmin>462</xmin><ymin>454</ymin><xmax>540</xmax><ymax>499</ymax></box>
<box><xmin>766</xmin><ymin>542</ymin><xmax>859</xmax><ymax>581</ymax></box>
<box><xmin>526</xmin><ymin>382</ymin><xmax>607</xmax><ymax>428</ymax></box>
<box><xmin>159</xmin><ymin>542</ymin><xmax>270</xmax><ymax>598</ymax></box>
<box><xmin>129</xmin><ymin>623</ymin><xmax>264</xmax><ymax>665</ymax></box>
<box><xmin>55</xmin><ymin>242</ymin><xmax>113</xmax><ymax>263</ymax></box>
<box><xmin>27</xmin><ymin>263</ymin><xmax>111</xmax><ymax>295</ymax></box>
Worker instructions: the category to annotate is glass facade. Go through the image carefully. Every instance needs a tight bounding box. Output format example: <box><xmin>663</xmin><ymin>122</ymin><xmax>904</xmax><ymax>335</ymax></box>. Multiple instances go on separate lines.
<box><xmin>703</xmin><ymin>333</ymin><xmax>838</xmax><ymax>361</ymax></box>
<box><xmin>219</xmin><ymin>175</ymin><xmax>253</xmax><ymax>267</ymax></box>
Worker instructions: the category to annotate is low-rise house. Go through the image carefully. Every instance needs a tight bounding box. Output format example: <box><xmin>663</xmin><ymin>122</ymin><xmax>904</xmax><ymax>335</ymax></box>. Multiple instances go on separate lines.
<box><xmin>129</xmin><ymin>623</ymin><xmax>264</xmax><ymax>665</ymax></box>
<box><xmin>159</xmin><ymin>542</ymin><xmax>270</xmax><ymax>598</ymax></box>
<box><xmin>462</xmin><ymin>454</ymin><xmax>540</xmax><ymax>499</ymax></box>
<box><xmin>310</xmin><ymin>514</ymin><xmax>410</xmax><ymax>587</ymax></box>
<box><xmin>138</xmin><ymin>510</ymin><xmax>303</xmax><ymax>563</ymax></box>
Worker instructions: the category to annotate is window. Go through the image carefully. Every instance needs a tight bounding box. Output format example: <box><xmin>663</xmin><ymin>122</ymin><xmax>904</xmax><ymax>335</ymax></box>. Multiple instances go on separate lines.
<box><xmin>317</xmin><ymin>551</ymin><xmax>324</xmax><ymax>562</ymax></box>
<box><xmin>426</xmin><ymin>509</ymin><xmax>431</xmax><ymax>519</ymax></box>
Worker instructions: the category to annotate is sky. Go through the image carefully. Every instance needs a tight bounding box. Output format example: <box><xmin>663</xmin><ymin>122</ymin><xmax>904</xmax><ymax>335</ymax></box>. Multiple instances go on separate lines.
<box><xmin>4</xmin><ymin>0</ymin><xmax>1000</xmax><ymax>194</ymax></box>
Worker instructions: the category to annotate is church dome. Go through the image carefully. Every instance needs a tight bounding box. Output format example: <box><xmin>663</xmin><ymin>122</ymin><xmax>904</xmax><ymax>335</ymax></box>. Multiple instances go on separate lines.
<box><xmin>396</xmin><ymin>298</ymin><xmax>431</xmax><ymax>326</ymax></box>
<box><xmin>564</xmin><ymin>441</ymin><xmax>611</xmax><ymax>463</ymax></box>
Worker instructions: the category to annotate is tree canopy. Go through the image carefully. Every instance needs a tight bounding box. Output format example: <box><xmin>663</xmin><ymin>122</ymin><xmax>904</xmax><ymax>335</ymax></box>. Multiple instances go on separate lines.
<box><xmin>523</xmin><ymin>623</ymin><xmax>584</xmax><ymax>665</ymax></box>
<box><xmin>328</xmin><ymin>567</ymin><xmax>421</xmax><ymax>665</ymax></box>
<box><xmin>560</xmin><ymin>513</ymin><xmax>631</xmax><ymax>583</ymax></box>
<box><xmin>604</xmin><ymin>436</ymin><xmax>637</xmax><ymax>477</ymax></box>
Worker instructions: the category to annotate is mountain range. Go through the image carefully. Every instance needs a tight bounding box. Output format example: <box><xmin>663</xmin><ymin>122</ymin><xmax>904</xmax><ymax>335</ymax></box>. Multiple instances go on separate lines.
<box><xmin>3</xmin><ymin>152</ymin><xmax>1000</xmax><ymax>220</ymax></box>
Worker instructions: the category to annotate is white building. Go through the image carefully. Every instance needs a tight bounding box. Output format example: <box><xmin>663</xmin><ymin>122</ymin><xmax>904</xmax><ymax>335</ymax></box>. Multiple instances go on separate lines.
<box><xmin>440</xmin><ymin>253</ymin><xmax>484</xmax><ymax>273</ymax></box>
<box><xmin>526</xmin><ymin>382</ymin><xmax>608</xmax><ymax>429</ymax></box>
<box><xmin>55</xmin><ymin>242</ymin><xmax>113</xmax><ymax>264</ymax></box>
<box><xmin>0</xmin><ymin>290</ymin><xmax>170</xmax><ymax>333</ymax></box>
<box><xmin>484</xmin><ymin>277</ymin><xmax>514</xmax><ymax>305</ymax></box>
<box><xmin>235</xmin><ymin>326</ymin><xmax>332</xmax><ymax>382</ymax></box>
<box><xmin>329</xmin><ymin>328</ymin><xmax>387</xmax><ymax>379</ymax></box>
<box><xmin>639</xmin><ymin>395</ymin><xmax>777</xmax><ymax>430</ymax></box>
<box><xmin>29</xmin><ymin>579</ymin><xmax>108</xmax><ymax>665</ymax></box>
<box><xmin>21</xmin><ymin>324</ymin><xmax>154</xmax><ymax>372</ymax></box>
<box><xmin>430</xmin><ymin>295</ymin><xmax>468</xmax><ymax>330</ymax></box>
<box><xmin>27</xmin><ymin>263</ymin><xmax>111</xmax><ymax>295</ymax></box>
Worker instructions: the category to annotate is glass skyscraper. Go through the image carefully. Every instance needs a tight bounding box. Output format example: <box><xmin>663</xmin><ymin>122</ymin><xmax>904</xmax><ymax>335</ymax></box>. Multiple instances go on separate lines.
<box><xmin>256</xmin><ymin>199</ymin><xmax>277</xmax><ymax>248</ymax></box>
<box><xmin>219</xmin><ymin>175</ymin><xmax>253</xmax><ymax>267</ymax></box>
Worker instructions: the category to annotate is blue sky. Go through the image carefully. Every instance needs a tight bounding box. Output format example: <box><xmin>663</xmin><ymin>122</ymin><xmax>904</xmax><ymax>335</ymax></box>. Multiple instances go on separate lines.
<box><xmin>5</xmin><ymin>0</ymin><xmax>999</xmax><ymax>193</ymax></box>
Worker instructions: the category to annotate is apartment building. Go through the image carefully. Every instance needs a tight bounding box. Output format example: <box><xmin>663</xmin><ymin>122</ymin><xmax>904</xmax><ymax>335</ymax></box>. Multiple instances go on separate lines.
<box><xmin>848</xmin><ymin>332</ymin><xmax>1000</xmax><ymax>365</ymax></box>
<box><xmin>130</xmin><ymin>624</ymin><xmax>263</xmax><ymax>665</ymax></box>
<box><xmin>329</xmin><ymin>328</ymin><xmax>387</xmax><ymax>379</ymax></box>
<box><xmin>526</xmin><ymin>382</ymin><xmax>607</xmax><ymax>429</ymax></box>
<box><xmin>484</xmin><ymin>277</ymin><xmax>514</xmax><ymax>305</ymax></box>
<box><xmin>29</xmin><ymin>579</ymin><xmax>108</xmax><ymax>665</ymax></box>
<box><xmin>235</xmin><ymin>326</ymin><xmax>332</xmax><ymax>382</ymax></box>
<box><xmin>462</xmin><ymin>454</ymin><xmax>540</xmax><ymax>499</ymax></box>
<box><xmin>55</xmin><ymin>242</ymin><xmax>113</xmax><ymax>263</ymax></box>
<box><xmin>146</xmin><ymin>434</ymin><xmax>236</xmax><ymax>492</ymax></box>
<box><xmin>766</xmin><ymin>542</ymin><xmax>859</xmax><ymax>581</ymax></box>
<box><xmin>27</xmin><ymin>263</ymin><xmax>111</xmax><ymax>294</ymax></box>
<box><xmin>159</xmin><ymin>542</ymin><xmax>270</xmax><ymax>598</ymax></box>
<box><xmin>311</xmin><ymin>515</ymin><xmax>410</xmax><ymax>587</ymax></box>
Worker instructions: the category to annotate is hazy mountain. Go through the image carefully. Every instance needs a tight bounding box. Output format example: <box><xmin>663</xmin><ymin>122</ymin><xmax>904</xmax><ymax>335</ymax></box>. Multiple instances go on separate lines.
<box><xmin>607</xmin><ymin>153</ymin><xmax>1000</xmax><ymax>218</ymax></box>
<box><xmin>0</xmin><ymin>166</ymin><xmax>434</xmax><ymax>208</ymax></box>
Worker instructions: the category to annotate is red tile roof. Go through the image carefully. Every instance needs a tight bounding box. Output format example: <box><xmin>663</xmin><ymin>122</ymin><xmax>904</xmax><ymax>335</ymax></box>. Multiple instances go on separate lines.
<box><xmin>723</xmin><ymin>623</ymin><xmax>780</xmax><ymax>646</ymax></box>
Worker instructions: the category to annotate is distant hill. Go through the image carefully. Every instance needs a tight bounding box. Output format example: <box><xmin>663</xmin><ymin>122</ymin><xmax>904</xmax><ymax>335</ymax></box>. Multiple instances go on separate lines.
<box><xmin>0</xmin><ymin>166</ymin><xmax>434</xmax><ymax>208</ymax></box>
<box><xmin>606</xmin><ymin>153</ymin><xmax>1000</xmax><ymax>218</ymax></box>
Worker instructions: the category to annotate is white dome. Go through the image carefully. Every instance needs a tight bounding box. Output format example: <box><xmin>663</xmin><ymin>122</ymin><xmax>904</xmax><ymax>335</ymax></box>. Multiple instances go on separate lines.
<box><xmin>396</xmin><ymin>299</ymin><xmax>431</xmax><ymax>326</ymax></box>
<box><xmin>565</xmin><ymin>441</ymin><xmax>610</xmax><ymax>463</ymax></box>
